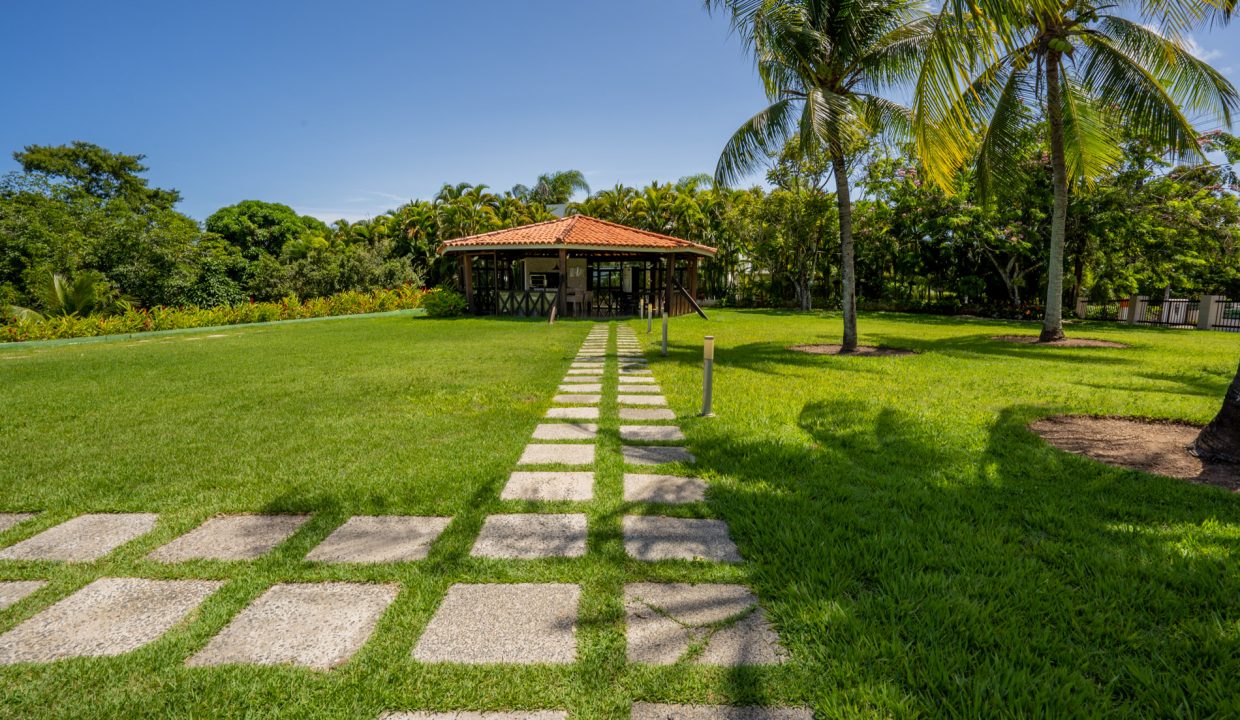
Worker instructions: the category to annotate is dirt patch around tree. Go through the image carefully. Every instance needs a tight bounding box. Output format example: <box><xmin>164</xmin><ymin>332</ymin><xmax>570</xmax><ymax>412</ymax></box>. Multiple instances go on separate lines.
<box><xmin>994</xmin><ymin>335</ymin><xmax>1127</xmax><ymax>348</ymax></box>
<box><xmin>789</xmin><ymin>344</ymin><xmax>917</xmax><ymax>357</ymax></box>
<box><xmin>1030</xmin><ymin>415</ymin><xmax>1240</xmax><ymax>491</ymax></box>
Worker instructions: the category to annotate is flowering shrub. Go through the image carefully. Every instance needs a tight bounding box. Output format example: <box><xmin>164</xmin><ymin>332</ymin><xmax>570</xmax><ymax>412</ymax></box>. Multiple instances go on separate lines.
<box><xmin>1</xmin><ymin>285</ymin><xmax>425</xmax><ymax>343</ymax></box>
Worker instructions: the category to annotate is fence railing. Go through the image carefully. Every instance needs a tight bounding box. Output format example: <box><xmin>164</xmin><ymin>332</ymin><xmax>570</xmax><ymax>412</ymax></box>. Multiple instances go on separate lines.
<box><xmin>1078</xmin><ymin>294</ymin><xmax>1238</xmax><ymax>332</ymax></box>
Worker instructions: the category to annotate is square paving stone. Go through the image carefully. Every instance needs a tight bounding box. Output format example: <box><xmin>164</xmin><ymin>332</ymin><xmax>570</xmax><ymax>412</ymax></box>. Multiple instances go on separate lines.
<box><xmin>623</xmin><ymin>516</ymin><xmax>740</xmax><ymax>562</ymax></box>
<box><xmin>518</xmin><ymin>444</ymin><xmax>595</xmax><ymax>466</ymax></box>
<box><xmin>558</xmin><ymin>383</ymin><xmax>602</xmax><ymax>394</ymax></box>
<box><xmin>412</xmin><ymin>583</ymin><xmax>579</xmax><ymax>664</ymax></box>
<box><xmin>632</xmin><ymin>704</ymin><xmax>808</xmax><ymax>720</ymax></box>
<box><xmin>502</xmin><ymin>472</ymin><xmax>594</xmax><ymax>501</ymax></box>
<box><xmin>624</xmin><ymin>474</ymin><xmax>707</xmax><ymax>504</ymax></box>
<box><xmin>0</xmin><ymin>578</ymin><xmax>222</xmax><ymax>664</ymax></box>
<box><xmin>532</xmin><ymin>423</ymin><xmax>598</xmax><ymax>441</ymax></box>
<box><xmin>305</xmin><ymin>516</ymin><xmax>451</xmax><ymax>563</ymax></box>
<box><xmin>619</xmin><ymin>408</ymin><xmax>677</xmax><ymax>421</ymax></box>
<box><xmin>620</xmin><ymin>425</ymin><xmax>686</xmax><ymax>442</ymax></box>
<box><xmin>617</xmin><ymin>384</ymin><xmax>662</xmax><ymax>394</ymax></box>
<box><xmin>189</xmin><ymin>582</ymin><xmax>398</xmax><ymax>670</ymax></box>
<box><xmin>546</xmin><ymin>407</ymin><xmax>599</xmax><ymax>420</ymax></box>
<box><xmin>621</xmin><ymin>368</ymin><xmax>654</xmax><ymax>375</ymax></box>
<box><xmin>571</xmin><ymin>362</ymin><xmax>605</xmax><ymax>368</ymax></box>
<box><xmin>0</xmin><ymin>513</ymin><xmax>158</xmax><ymax>562</ymax></box>
<box><xmin>619</xmin><ymin>375</ymin><xmax>657</xmax><ymax>383</ymax></box>
<box><xmin>0</xmin><ymin>513</ymin><xmax>35</xmax><ymax>534</ymax></box>
<box><xmin>565</xmin><ymin>369</ymin><xmax>603</xmax><ymax>376</ymax></box>
<box><xmin>560</xmin><ymin>376</ymin><xmax>600</xmax><ymax>384</ymax></box>
<box><xmin>622</xmin><ymin>446</ymin><xmax>695</xmax><ymax>465</ymax></box>
<box><xmin>553</xmin><ymin>394</ymin><xmax>601</xmax><ymax>405</ymax></box>
<box><xmin>0</xmin><ymin>580</ymin><xmax>47</xmax><ymax>610</ymax></box>
<box><xmin>471</xmin><ymin>514</ymin><xmax>587</xmax><ymax>558</ymax></box>
<box><xmin>149</xmin><ymin>514</ymin><xmax>309</xmax><ymax>562</ymax></box>
<box><xmin>624</xmin><ymin>584</ymin><xmax>786</xmax><ymax>665</ymax></box>
<box><xmin>618</xmin><ymin>395</ymin><xmax>667</xmax><ymax>406</ymax></box>
<box><xmin>383</xmin><ymin>713</ymin><xmax>568</xmax><ymax>720</ymax></box>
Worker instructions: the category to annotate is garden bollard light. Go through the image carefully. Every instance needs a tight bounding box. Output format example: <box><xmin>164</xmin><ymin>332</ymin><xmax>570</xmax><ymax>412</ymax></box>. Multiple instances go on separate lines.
<box><xmin>701</xmin><ymin>335</ymin><xmax>715</xmax><ymax>417</ymax></box>
<box><xmin>661</xmin><ymin>310</ymin><xmax>669</xmax><ymax>356</ymax></box>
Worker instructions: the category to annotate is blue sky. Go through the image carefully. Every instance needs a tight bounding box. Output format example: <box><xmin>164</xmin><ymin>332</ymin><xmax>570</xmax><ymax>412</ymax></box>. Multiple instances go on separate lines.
<box><xmin>1</xmin><ymin>1</ymin><xmax>1236</xmax><ymax>222</ymax></box>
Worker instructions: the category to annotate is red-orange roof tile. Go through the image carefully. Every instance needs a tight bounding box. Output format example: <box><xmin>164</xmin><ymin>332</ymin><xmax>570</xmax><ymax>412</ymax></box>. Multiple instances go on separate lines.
<box><xmin>438</xmin><ymin>215</ymin><xmax>716</xmax><ymax>256</ymax></box>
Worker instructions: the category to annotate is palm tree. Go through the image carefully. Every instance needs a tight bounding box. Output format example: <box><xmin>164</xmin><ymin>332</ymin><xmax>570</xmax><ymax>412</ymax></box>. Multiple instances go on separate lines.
<box><xmin>708</xmin><ymin>0</ymin><xmax>932</xmax><ymax>351</ymax></box>
<box><xmin>914</xmin><ymin>0</ymin><xmax>1237</xmax><ymax>341</ymax></box>
<box><xmin>512</xmin><ymin>170</ymin><xmax>591</xmax><ymax>205</ymax></box>
<box><xmin>6</xmin><ymin>271</ymin><xmax>113</xmax><ymax>321</ymax></box>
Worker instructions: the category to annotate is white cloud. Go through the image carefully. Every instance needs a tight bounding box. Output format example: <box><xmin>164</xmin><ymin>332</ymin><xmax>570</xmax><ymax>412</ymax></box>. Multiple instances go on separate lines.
<box><xmin>1183</xmin><ymin>35</ymin><xmax>1222</xmax><ymax>62</ymax></box>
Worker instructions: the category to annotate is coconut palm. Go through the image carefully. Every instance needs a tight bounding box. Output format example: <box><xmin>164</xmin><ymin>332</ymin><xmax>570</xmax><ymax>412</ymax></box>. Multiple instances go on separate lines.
<box><xmin>914</xmin><ymin>0</ymin><xmax>1237</xmax><ymax>341</ymax></box>
<box><xmin>708</xmin><ymin>0</ymin><xmax>932</xmax><ymax>351</ymax></box>
<box><xmin>512</xmin><ymin>170</ymin><xmax>591</xmax><ymax>206</ymax></box>
<box><xmin>5</xmin><ymin>271</ymin><xmax>113</xmax><ymax>322</ymax></box>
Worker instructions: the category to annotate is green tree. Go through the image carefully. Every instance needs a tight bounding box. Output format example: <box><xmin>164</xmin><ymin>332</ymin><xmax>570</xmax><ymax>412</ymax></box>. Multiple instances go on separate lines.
<box><xmin>511</xmin><ymin>170</ymin><xmax>590</xmax><ymax>205</ymax></box>
<box><xmin>206</xmin><ymin>200</ymin><xmax>328</xmax><ymax>258</ymax></box>
<box><xmin>708</xmin><ymin>0</ymin><xmax>931</xmax><ymax>350</ymax></box>
<box><xmin>14</xmin><ymin>141</ymin><xmax>181</xmax><ymax>209</ymax></box>
<box><xmin>914</xmin><ymin>0</ymin><xmax>1237</xmax><ymax>340</ymax></box>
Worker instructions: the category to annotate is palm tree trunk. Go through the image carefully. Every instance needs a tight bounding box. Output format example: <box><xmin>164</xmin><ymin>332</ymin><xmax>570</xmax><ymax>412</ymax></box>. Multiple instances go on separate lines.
<box><xmin>832</xmin><ymin>150</ymin><xmax>858</xmax><ymax>351</ymax></box>
<box><xmin>1041</xmin><ymin>51</ymin><xmax>1068</xmax><ymax>342</ymax></box>
<box><xmin>1193</xmin><ymin>359</ymin><xmax>1240</xmax><ymax>464</ymax></box>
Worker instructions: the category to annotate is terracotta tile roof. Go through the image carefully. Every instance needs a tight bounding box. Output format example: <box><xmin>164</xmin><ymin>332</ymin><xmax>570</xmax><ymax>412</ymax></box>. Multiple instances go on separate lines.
<box><xmin>438</xmin><ymin>215</ymin><xmax>716</xmax><ymax>256</ymax></box>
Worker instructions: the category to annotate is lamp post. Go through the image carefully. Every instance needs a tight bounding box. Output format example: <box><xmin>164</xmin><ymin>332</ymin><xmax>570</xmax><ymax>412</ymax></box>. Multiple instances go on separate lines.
<box><xmin>661</xmin><ymin>310</ymin><xmax>668</xmax><ymax>356</ymax></box>
<box><xmin>701</xmin><ymin>335</ymin><xmax>715</xmax><ymax>417</ymax></box>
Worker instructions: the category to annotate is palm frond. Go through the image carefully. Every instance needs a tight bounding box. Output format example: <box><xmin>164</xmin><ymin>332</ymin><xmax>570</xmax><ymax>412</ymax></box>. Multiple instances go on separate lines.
<box><xmin>715</xmin><ymin>98</ymin><xmax>801</xmax><ymax>186</ymax></box>
<box><xmin>1058</xmin><ymin>76</ymin><xmax>1122</xmax><ymax>187</ymax></box>
<box><xmin>972</xmin><ymin>61</ymin><xmax>1036</xmax><ymax>201</ymax></box>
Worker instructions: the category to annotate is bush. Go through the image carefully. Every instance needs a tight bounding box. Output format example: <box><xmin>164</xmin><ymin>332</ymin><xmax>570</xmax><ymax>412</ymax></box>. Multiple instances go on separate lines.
<box><xmin>420</xmin><ymin>288</ymin><xmax>467</xmax><ymax>317</ymax></box>
<box><xmin>0</xmin><ymin>285</ymin><xmax>426</xmax><ymax>343</ymax></box>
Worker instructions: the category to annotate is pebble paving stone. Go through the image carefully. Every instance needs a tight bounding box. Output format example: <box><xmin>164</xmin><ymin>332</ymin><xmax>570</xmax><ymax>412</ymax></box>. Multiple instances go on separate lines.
<box><xmin>471</xmin><ymin>514</ymin><xmax>588</xmax><ymax>558</ymax></box>
<box><xmin>305</xmin><ymin>516</ymin><xmax>451</xmax><ymax>563</ymax></box>
<box><xmin>532</xmin><ymin>423</ymin><xmax>599</xmax><ymax>441</ymax></box>
<box><xmin>0</xmin><ymin>580</ymin><xmax>47</xmax><ymax>610</ymax></box>
<box><xmin>565</xmin><ymin>369</ymin><xmax>604</xmax><ymax>376</ymax></box>
<box><xmin>149</xmin><ymin>514</ymin><xmax>310</xmax><ymax>562</ymax></box>
<box><xmin>571</xmin><ymin>362</ymin><xmax>605</xmax><ymax>368</ymax></box>
<box><xmin>619</xmin><ymin>375</ymin><xmax>657</xmax><ymax>383</ymax></box>
<box><xmin>0</xmin><ymin>577</ymin><xmax>223</xmax><ymax>664</ymax></box>
<box><xmin>382</xmin><ymin>713</ymin><xmax>568</xmax><ymax>720</ymax></box>
<box><xmin>617</xmin><ymin>384</ymin><xmax>662</xmax><ymax>394</ymax></box>
<box><xmin>518</xmin><ymin>443</ymin><xmax>596</xmax><ymax>466</ymax></box>
<box><xmin>557</xmin><ymin>383</ymin><xmax>602</xmax><ymax>394</ymax></box>
<box><xmin>624</xmin><ymin>474</ymin><xmax>707</xmax><ymax>504</ymax></box>
<box><xmin>631</xmin><ymin>704</ymin><xmax>808</xmax><ymax>720</ymax></box>
<box><xmin>624</xmin><ymin>584</ymin><xmax>786</xmax><ymax>665</ymax></box>
<box><xmin>619</xmin><ymin>408</ymin><xmax>677</xmax><ymax>421</ymax></box>
<box><xmin>412</xmin><ymin>583</ymin><xmax>580</xmax><ymax>664</ymax></box>
<box><xmin>189</xmin><ymin>582</ymin><xmax>398</xmax><ymax>670</ymax></box>
<box><xmin>552</xmin><ymin>394</ymin><xmax>601</xmax><ymax>405</ymax></box>
<box><xmin>546</xmin><ymin>407</ymin><xmax>600</xmax><ymax>420</ymax></box>
<box><xmin>621</xmin><ymin>368</ymin><xmax>654</xmax><ymax>375</ymax></box>
<box><xmin>0</xmin><ymin>513</ymin><xmax>159</xmax><ymax>562</ymax></box>
<box><xmin>0</xmin><ymin>513</ymin><xmax>35</xmax><ymax>534</ymax></box>
<box><xmin>560</xmin><ymin>376</ymin><xmax>600</xmax><ymax>384</ymax></box>
<box><xmin>622</xmin><ymin>445</ymin><xmax>696</xmax><ymax>465</ymax></box>
<box><xmin>623</xmin><ymin>516</ymin><xmax>741</xmax><ymax>562</ymax></box>
<box><xmin>620</xmin><ymin>425</ymin><xmax>686</xmax><ymax>442</ymax></box>
<box><xmin>617</xmin><ymin>395</ymin><xmax>668</xmax><ymax>406</ymax></box>
<box><xmin>501</xmin><ymin>472</ymin><xmax>594</xmax><ymax>501</ymax></box>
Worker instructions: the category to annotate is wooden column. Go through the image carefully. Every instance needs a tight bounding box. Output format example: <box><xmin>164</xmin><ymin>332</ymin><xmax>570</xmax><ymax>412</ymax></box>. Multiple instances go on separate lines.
<box><xmin>664</xmin><ymin>253</ymin><xmax>675</xmax><ymax>315</ymax></box>
<box><xmin>557</xmin><ymin>249</ymin><xmax>568</xmax><ymax>317</ymax></box>
<box><xmin>492</xmin><ymin>251</ymin><xmax>500</xmax><ymax>315</ymax></box>
<box><xmin>688</xmin><ymin>256</ymin><xmax>699</xmax><ymax>299</ymax></box>
<box><xmin>462</xmin><ymin>253</ymin><xmax>475</xmax><ymax>314</ymax></box>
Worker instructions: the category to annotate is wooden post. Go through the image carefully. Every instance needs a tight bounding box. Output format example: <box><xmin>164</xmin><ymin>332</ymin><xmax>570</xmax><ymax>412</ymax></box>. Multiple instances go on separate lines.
<box><xmin>557</xmin><ymin>249</ymin><xmax>568</xmax><ymax>318</ymax></box>
<box><xmin>462</xmin><ymin>253</ymin><xmax>475</xmax><ymax>314</ymax></box>
<box><xmin>664</xmin><ymin>253</ymin><xmax>675</xmax><ymax>316</ymax></box>
<box><xmin>492</xmin><ymin>251</ymin><xmax>500</xmax><ymax>315</ymax></box>
<box><xmin>689</xmin><ymin>256</ymin><xmax>699</xmax><ymax>300</ymax></box>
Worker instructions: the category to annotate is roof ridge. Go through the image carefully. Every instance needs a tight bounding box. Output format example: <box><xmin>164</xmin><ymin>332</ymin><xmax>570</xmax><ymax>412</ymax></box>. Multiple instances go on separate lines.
<box><xmin>568</xmin><ymin>215</ymin><xmax>715</xmax><ymax>252</ymax></box>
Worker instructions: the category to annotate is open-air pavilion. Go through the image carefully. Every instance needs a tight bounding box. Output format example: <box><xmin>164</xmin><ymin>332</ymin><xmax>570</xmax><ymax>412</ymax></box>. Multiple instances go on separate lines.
<box><xmin>438</xmin><ymin>215</ymin><xmax>716</xmax><ymax>318</ymax></box>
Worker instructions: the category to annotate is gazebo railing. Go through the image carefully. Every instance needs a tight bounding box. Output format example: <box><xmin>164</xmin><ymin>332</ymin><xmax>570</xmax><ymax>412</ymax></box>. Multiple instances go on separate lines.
<box><xmin>495</xmin><ymin>289</ymin><xmax>559</xmax><ymax>317</ymax></box>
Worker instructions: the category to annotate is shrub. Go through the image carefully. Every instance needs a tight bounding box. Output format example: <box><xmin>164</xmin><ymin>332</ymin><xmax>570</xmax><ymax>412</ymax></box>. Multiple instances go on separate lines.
<box><xmin>421</xmin><ymin>287</ymin><xmax>467</xmax><ymax>317</ymax></box>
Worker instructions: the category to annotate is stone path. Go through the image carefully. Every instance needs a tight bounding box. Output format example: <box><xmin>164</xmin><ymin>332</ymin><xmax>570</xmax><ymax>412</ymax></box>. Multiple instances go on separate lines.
<box><xmin>306</xmin><ymin>516</ymin><xmax>451</xmax><ymax>564</ymax></box>
<box><xmin>149</xmin><ymin>514</ymin><xmax>310</xmax><ymax>562</ymax></box>
<box><xmin>0</xmin><ymin>513</ymin><xmax>158</xmax><ymax>562</ymax></box>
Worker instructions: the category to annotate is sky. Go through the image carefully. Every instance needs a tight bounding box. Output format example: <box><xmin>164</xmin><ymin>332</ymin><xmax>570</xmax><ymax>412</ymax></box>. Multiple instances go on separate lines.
<box><xmin>0</xmin><ymin>1</ymin><xmax>1236</xmax><ymax>223</ymax></box>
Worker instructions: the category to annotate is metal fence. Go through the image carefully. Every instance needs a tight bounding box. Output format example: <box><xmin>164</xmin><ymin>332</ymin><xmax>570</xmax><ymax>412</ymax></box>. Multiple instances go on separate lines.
<box><xmin>1081</xmin><ymin>294</ymin><xmax>1239</xmax><ymax>333</ymax></box>
<box><xmin>1136</xmin><ymin>298</ymin><xmax>1199</xmax><ymax>328</ymax></box>
<box><xmin>1213</xmin><ymin>299</ymin><xmax>1240</xmax><ymax>332</ymax></box>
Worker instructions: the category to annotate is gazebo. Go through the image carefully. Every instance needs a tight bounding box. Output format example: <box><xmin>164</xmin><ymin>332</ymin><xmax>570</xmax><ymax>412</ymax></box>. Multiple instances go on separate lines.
<box><xmin>438</xmin><ymin>215</ymin><xmax>716</xmax><ymax>318</ymax></box>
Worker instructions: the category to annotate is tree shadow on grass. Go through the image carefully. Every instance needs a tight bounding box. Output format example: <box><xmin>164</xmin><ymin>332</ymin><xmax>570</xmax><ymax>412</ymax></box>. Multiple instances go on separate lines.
<box><xmin>694</xmin><ymin>398</ymin><xmax>1240</xmax><ymax>715</ymax></box>
<box><xmin>865</xmin><ymin>332</ymin><xmax>1137</xmax><ymax>366</ymax></box>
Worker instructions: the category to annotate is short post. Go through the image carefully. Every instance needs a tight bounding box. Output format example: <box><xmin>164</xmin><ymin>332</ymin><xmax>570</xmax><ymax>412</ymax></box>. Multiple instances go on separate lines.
<box><xmin>1198</xmin><ymin>295</ymin><xmax>1218</xmax><ymax>330</ymax></box>
<box><xmin>647</xmin><ymin>302</ymin><xmax>653</xmax><ymax>334</ymax></box>
<box><xmin>640</xmin><ymin>300</ymin><xmax>645</xmax><ymax>321</ymax></box>
<box><xmin>661</xmin><ymin>310</ymin><xmax>669</xmax><ymax>356</ymax></box>
<box><xmin>701</xmin><ymin>335</ymin><xmax>715</xmax><ymax>417</ymax></box>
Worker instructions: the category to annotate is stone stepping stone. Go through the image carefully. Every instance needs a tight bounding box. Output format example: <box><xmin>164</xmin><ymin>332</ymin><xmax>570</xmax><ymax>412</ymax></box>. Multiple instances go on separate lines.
<box><xmin>0</xmin><ymin>578</ymin><xmax>222</xmax><ymax>664</ymax></box>
<box><xmin>619</xmin><ymin>408</ymin><xmax>676</xmax><ymax>421</ymax></box>
<box><xmin>560</xmin><ymin>376</ymin><xmax>599</xmax><ymax>384</ymax></box>
<box><xmin>565</xmin><ymin>369</ymin><xmax>603</xmax><ymax>376</ymax></box>
<box><xmin>621</xmin><ymin>368</ymin><xmax>654</xmax><ymax>375</ymax></box>
<box><xmin>632</xmin><ymin>704</ymin><xmax>807</xmax><ymax>720</ymax></box>
<box><xmin>623</xmin><ymin>516</ymin><xmax>740</xmax><ymax>562</ymax></box>
<box><xmin>0</xmin><ymin>513</ymin><xmax>36</xmax><ymax>534</ymax></box>
<box><xmin>189</xmin><ymin>582</ymin><xmax>398</xmax><ymax>670</ymax></box>
<box><xmin>381</xmin><ymin>708</ymin><xmax>567</xmax><ymax>713</ymax></box>
<box><xmin>624</xmin><ymin>584</ymin><xmax>785</xmax><ymax>665</ymax></box>
<box><xmin>0</xmin><ymin>580</ymin><xmax>47</xmax><ymax>610</ymax></box>
<box><xmin>557</xmin><ymin>383</ymin><xmax>602</xmax><ymax>394</ymax></box>
<box><xmin>571</xmin><ymin>362</ymin><xmax>605</xmax><ymax>368</ymax></box>
<box><xmin>305</xmin><ymin>516</ymin><xmax>451</xmax><ymax>563</ymax></box>
<box><xmin>412</xmin><ymin>583</ymin><xmax>579</xmax><ymax>664</ymax></box>
<box><xmin>617</xmin><ymin>384</ymin><xmax>662</xmax><ymax>394</ymax></box>
<box><xmin>532</xmin><ymin>423</ymin><xmax>598</xmax><ymax>441</ymax></box>
<box><xmin>622</xmin><ymin>446</ymin><xmax>695</xmax><ymax>465</ymax></box>
<box><xmin>149</xmin><ymin>515</ymin><xmax>309</xmax><ymax>562</ymax></box>
<box><xmin>501</xmin><ymin>472</ymin><xmax>594</xmax><ymax>502</ymax></box>
<box><xmin>620</xmin><ymin>425</ymin><xmax>686</xmax><ymax>442</ymax></box>
<box><xmin>545</xmin><ymin>407</ymin><xmax>599</xmax><ymax>420</ymax></box>
<box><xmin>0</xmin><ymin>513</ymin><xmax>158</xmax><ymax>562</ymax></box>
<box><xmin>618</xmin><ymin>395</ymin><xmax>667</xmax><ymax>406</ymax></box>
<box><xmin>619</xmin><ymin>375</ymin><xmax>657</xmax><ymax>383</ymax></box>
<box><xmin>553</xmin><ymin>394</ymin><xmax>601</xmax><ymax>405</ymax></box>
<box><xmin>471</xmin><ymin>514</ymin><xmax>587</xmax><ymax>559</ymax></box>
<box><xmin>624</xmin><ymin>474</ymin><xmax>707</xmax><ymax>504</ymax></box>
<box><xmin>518</xmin><ymin>444</ymin><xmax>595</xmax><ymax>466</ymax></box>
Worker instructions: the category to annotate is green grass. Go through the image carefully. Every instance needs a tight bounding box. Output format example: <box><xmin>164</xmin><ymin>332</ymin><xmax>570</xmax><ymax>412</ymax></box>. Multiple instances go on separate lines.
<box><xmin>0</xmin><ymin>310</ymin><xmax>1238</xmax><ymax>718</ymax></box>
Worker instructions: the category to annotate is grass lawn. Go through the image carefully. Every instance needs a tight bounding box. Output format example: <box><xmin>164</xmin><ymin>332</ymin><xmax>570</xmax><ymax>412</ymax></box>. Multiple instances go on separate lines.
<box><xmin>0</xmin><ymin>310</ymin><xmax>1238</xmax><ymax>718</ymax></box>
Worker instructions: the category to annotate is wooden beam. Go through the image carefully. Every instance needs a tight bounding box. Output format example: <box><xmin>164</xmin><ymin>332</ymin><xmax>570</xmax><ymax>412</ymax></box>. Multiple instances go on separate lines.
<box><xmin>493</xmin><ymin>251</ymin><xmax>500</xmax><ymax>316</ymax></box>
<box><xmin>664</xmin><ymin>253</ymin><xmax>675</xmax><ymax>315</ymax></box>
<box><xmin>689</xmin><ymin>256</ymin><xmax>699</xmax><ymax>299</ymax></box>
<box><xmin>462</xmin><ymin>253</ymin><xmax>475</xmax><ymax>314</ymax></box>
<box><xmin>557</xmin><ymin>249</ymin><xmax>568</xmax><ymax>317</ymax></box>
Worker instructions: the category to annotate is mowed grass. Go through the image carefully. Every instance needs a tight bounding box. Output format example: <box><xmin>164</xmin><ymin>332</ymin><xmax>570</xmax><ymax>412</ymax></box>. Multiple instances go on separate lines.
<box><xmin>0</xmin><ymin>310</ymin><xmax>1236</xmax><ymax>718</ymax></box>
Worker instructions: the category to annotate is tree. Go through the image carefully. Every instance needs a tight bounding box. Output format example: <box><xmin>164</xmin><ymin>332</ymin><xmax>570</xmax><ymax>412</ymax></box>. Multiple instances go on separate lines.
<box><xmin>914</xmin><ymin>0</ymin><xmax>1237</xmax><ymax>341</ymax></box>
<box><xmin>15</xmin><ymin>141</ymin><xmax>181</xmax><ymax>209</ymax></box>
<box><xmin>205</xmin><ymin>200</ymin><xmax>328</xmax><ymax>258</ymax></box>
<box><xmin>708</xmin><ymin>0</ymin><xmax>931</xmax><ymax>350</ymax></box>
<box><xmin>511</xmin><ymin>170</ymin><xmax>590</xmax><ymax>205</ymax></box>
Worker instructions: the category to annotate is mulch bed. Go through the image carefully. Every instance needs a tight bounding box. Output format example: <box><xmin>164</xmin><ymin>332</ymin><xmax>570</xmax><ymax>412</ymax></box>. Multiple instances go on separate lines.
<box><xmin>1030</xmin><ymin>415</ymin><xmax>1240</xmax><ymax>491</ymax></box>
<box><xmin>994</xmin><ymin>335</ymin><xmax>1127</xmax><ymax>348</ymax></box>
<box><xmin>789</xmin><ymin>344</ymin><xmax>916</xmax><ymax>357</ymax></box>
